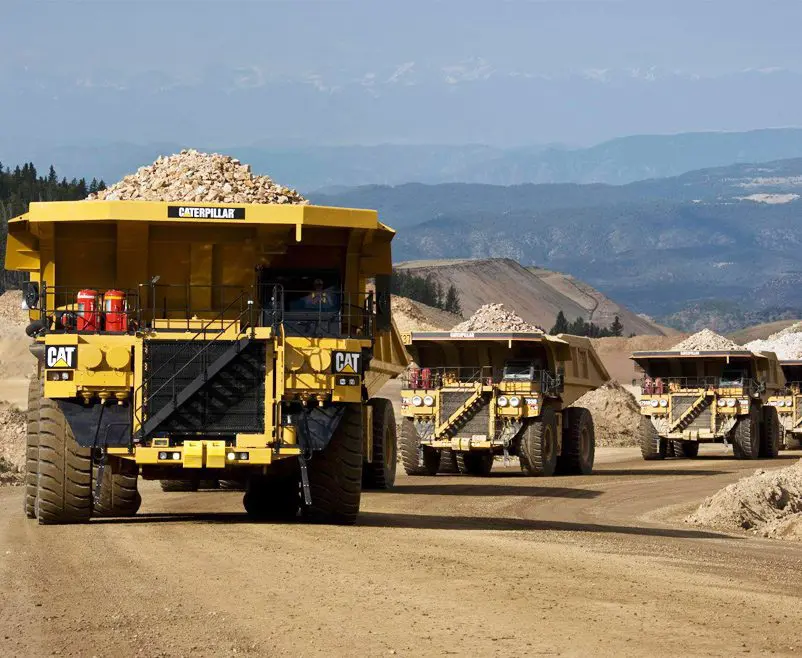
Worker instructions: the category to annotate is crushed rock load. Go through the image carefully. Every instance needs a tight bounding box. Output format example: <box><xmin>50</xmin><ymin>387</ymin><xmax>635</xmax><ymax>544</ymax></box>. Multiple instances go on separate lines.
<box><xmin>0</xmin><ymin>403</ymin><xmax>25</xmax><ymax>486</ymax></box>
<box><xmin>671</xmin><ymin>328</ymin><xmax>742</xmax><ymax>352</ymax></box>
<box><xmin>745</xmin><ymin>322</ymin><xmax>802</xmax><ymax>359</ymax></box>
<box><xmin>687</xmin><ymin>460</ymin><xmax>802</xmax><ymax>540</ymax></box>
<box><xmin>452</xmin><ymin>304</ymin><xmax>541</xmax><ymax>333</ymax></box>
<box><xmin>87</xmin><ymin>149</ymin><xmax>308</xmax><ymax>205</ymax></box>
<box><xmin>571</xmin><ymin>381</ymin><xmax>642</xmax><ymax>447</ymax></box>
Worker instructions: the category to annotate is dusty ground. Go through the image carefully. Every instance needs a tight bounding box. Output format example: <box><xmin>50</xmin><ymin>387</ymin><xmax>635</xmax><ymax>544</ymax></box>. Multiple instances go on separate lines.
<box><xmin>2</xmin><ymin>447</ymin><xmax>801</xmax><ymax>657</ymax></box>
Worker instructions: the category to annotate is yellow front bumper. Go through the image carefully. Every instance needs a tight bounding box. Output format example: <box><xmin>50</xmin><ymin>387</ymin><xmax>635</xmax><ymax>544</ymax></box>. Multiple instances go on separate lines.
<box><xmin>108</xmin><ymin>441</ymin><xmax>301</xmax><ymax>468</ymax></box>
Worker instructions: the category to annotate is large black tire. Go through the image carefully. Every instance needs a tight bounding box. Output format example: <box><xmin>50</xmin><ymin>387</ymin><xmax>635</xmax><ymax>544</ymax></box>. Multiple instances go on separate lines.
<box><xmin>733</xmin><ymin>406</ymin><xmax>760</xmax><ymax>459</ymax></box>
<box><xmin>639</xmin><ymin>417</ymin><xmax>666</xmax><ymax>460</ymax></box>
<box><xmin>243</xmin><ymin>475</ymin><xmax>299</xmax><ymax>521</ymax></box>
<box><xmin>303</xmin><ymin>404</ymin><xmax>363</xmax><ymax>525</ymax></box>
<box><xmin>160</xmin><ymin>479</ymin><xmax>199</xmax><ymax>492</ymax></box>
<box><xmin>94</xmin><ymin>459</ymin><xmax>141</xmax><ymax>517</ymax></box>
<box><xmin>458</xmin><ymin>451</ymin><xmax>493</xmax><ymax>476</ymax></box>
<box><xmin>760</xmin><ymin>406</ymin><xmax>781</xmax><ymax>458</ymax></box>
<box><xmin>25</xmin><ymin>377</ymin><xmax>41</xmax><ymax>519</ymax></box>
<box><xmin>784</xmin><ymin>430</ymin><xmax>802</xmax><ymax>450</ymax></box>
<box><xmin>519</xmin><ymin>407</ymin><xmax>558</xmax><ymax>477</ymax></box>
<box><xmin>438</xmin><ymin>449</ymin><xmax>460</xmax><ymax>473</ymax></box>
<box><xmin>36</xmin><ymin>395</ymin><xmax>93</xmax><ymax>525</ymax></box>
<box><xmin>362</xmin><ymin>398</ymin><xmax>397</xmax><ymax>489</ymax></box>
<box><xmin>399</xmin><ymin>417</ymin><xmax>440</xmax><ymax>476</ymax></box>
<box><xmin>558</xmin><ymin>407</ymin><xmax>595</xmax><ymax>475</ymax></box>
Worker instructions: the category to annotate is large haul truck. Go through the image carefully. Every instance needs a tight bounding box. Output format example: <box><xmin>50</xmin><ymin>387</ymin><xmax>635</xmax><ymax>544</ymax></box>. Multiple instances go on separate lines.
<box><xmin>632</xmin><ymin>349</ymin><xmax>785</xmax><ymax>460</ymax></box>
<box><xmin>5</xmin><ymin>200</ymin><xmax>408</xmax><ymax>524</ymax></box>
<box><xmin>767</xmin><ymin>360</ymin><xmax>802</xmax><ymax>450</ymax></box>
<box><xmin>398</xmin><ymin>331</ymin><xmax>608</xmax><ymax>477</ymax></box>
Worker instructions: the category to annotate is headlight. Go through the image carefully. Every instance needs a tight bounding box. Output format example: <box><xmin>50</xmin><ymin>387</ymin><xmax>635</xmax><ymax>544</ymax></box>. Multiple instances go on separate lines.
<box><xmin>412</xmin><ymin>395</ymin><xmax>423</xmax><ymax>407</ymax></box>
<box><xmin>786</xmin><ymin>399</ymin><xmax>794</xmax><ymax>407</ymax></box>
<box><xmin>423</xmin><ymin>395</ymin><xmax>434</xmax><ymax>407</ymax></box>
<box><xmin>727</xmin><ymin>399</ymin><xmax>736</xmax><ymax>407</ymax></box>
<box><xmin>717</xmin><ymin>398</ymin><xmax>727</xmax><ymax>407</ymax></box>
<box><xmin>650</xmin><ymin>399</ymin><xmax>659</xmax><ymax>407</ymax></box>
<box><xmin>740</xmin><ymin>399</ymin><xmax>749</xmax><ymax>407</ymax></box>
<box><xmin>497</xmin><ymin>396</ymin><xmax>509</xmax><ymax>407</ymax></box>
<box><xmin>509</xmin><ymin>396</ymin><xmax>521</xmax><ymax>408</ymax></box>
<box><xmin>659</xmin><ymin>399</ymin><xmax>668</xmax><ymax>407</ymax></box>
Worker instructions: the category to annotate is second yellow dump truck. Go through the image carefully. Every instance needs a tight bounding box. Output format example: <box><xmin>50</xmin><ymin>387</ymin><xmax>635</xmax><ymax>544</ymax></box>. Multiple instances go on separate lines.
<box><xmin>632</xmin><ymin>348</ymin><xmax>785</xmax><ymax>459</ymax></box>
<box><xmin>768</xmin><ymin>360</ymin><xmax>802</xmax><ymax>450</ymax></box>
<box><xmin>398</xmin><ymin>331</ymin><xmax>608</xmax><ymax>477</ymax></box>
<box><xmin>5</xmin><ymin>199</ymin><xmax>408</xmax><ymax>525</ymax></box>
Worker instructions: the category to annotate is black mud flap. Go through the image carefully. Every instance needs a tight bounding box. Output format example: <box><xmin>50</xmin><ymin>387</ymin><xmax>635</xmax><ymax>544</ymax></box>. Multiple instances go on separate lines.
<box><xmin>295</xmin><ymin>405</ymin><xmax>346</xmax><ymax>453</ymax></box>
<box><xmin>57</xmin><ymin>400</ymin><xmax>132</xmax><ymax>448</ymax></box>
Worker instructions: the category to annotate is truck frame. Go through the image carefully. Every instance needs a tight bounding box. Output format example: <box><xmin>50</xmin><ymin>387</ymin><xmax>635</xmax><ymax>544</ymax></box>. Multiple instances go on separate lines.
<box><xmin>5</xmin><ymin>200</ymin><xmax>408</xmax><ymax>525</ymax></box>
<box><xmin>632</xmin><ymin>349</ymin><xmax>785</xmax><ymax>460</ymax></box>
<box><xmin>398</xmin><ymin>331</ymin><xmax>608</xmax><ymax>477</ymax></box>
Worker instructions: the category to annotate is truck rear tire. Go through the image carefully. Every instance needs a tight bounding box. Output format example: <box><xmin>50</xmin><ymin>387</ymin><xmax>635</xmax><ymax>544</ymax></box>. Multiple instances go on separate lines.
<box><xmin>733</xmin><ymin>407</ymin><xmax>760</xmax><ymax>459</ymax></box>
<box><xmin>25</xmin><ymin>377</ymin><xmax>41</xmax><ymax>519</ymax></box>
<box><xmin>519</xmin><ymin>407</ymin><xmax>558</xmax><ymax>477</ymax></box>
<box><xmin>243</xmin><ymin>475</ymin><xmax>299</xmax><ymax>521</ymax></box>
<box><xmin>36</xmin><ymin>396</ymin><xmax>93</xmax><ymax>525</ymax></box>
<box><xmin>160</xmin><ymin>480</ymin><xmax>199</xmax><ymax>492</ymax></box>
<box><xmin>760</xmin><ymin>406</ymin><xmax>780</xmax><ymax>458</ymax></box>
<box><xmin>219</xmin><ymin>479</ymin><xmax>246</xmax><ymax>490</ymax></box>
<box><xmin>400</xmin><ymin>417</ymin><xmax>440</xmax><ymax>476</ymax></box>
<box><xmin>458</xmin><ymin>452</ymin><xmax>493</xmax><ymax>476</ymax></box>
<box><xmin>362</xmin><ymin>398</ymin><xmax>397</xmax><ymax>490</ymax></box>
<box><xmin>558</xmin><ymin>407</ymin><xmax>595</xmax><ymax>475</ymax></box>
<box><xmin>784</xmin><ymin>430</ymin><xmax>802</xmax><ymax>450</ymax></box>
<box><xmin>303</xmin><ymin>403</ymin><xmax>363</xmax><ymax>525</ymax></box>
<box><xmin>439</xmin><ymin>449</ymin><xmax>459</xmax><ymax>473</ymax></box>
<box><xmin>673</xmin><ymin>441</ymin><xmax>699</xmax><ymax>458</ymax></box>
<box><xmin>94</xmin><ymin>459</ymin><xmax>141</xmax><ymax>517</ymax></box>
<box><xmin>639</xmin><ymin>417</ymin><xmax>666</xmax><ymax>460</ymax></box>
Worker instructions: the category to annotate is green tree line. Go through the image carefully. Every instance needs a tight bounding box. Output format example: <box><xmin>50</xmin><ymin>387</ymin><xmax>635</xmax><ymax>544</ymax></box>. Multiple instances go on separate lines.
<box><xmin>391</xmin><ymin>269</ymin><xmax>462</xmax><ymax>316</ymax></box>
<box><xmin>550</xmin><ymin>310</ymin><xmax>624</xmax><ymax>337</ymax></box>
<box><xmin>0</xmin><ymin>163</ymin><xmax>105</xmax><ymax>290</ymax></box>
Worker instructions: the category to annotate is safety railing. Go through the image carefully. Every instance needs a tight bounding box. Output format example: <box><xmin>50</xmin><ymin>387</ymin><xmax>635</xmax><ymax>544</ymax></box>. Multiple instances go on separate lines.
<box><xmin>641</xmin><ymin>376</ymin><xmax>762</xmax><ymax>395</ymax></box>
<box><xmin>262</xmin><ymin>287</ymin><xmax>374</xmax><ymax>339</ymax></box>
<box><xmin>37</xmin><ymin>284</ymin><xmax>142</xmax><ymax>334</ymax></box>
<box><xmin>401</xmin><ymin>367</ymin><xmax>495</xmax><ymax>390</ymax></box>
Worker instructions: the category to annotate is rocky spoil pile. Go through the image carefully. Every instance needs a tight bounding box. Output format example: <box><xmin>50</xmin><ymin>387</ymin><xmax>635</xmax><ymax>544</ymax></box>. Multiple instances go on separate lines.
<box><xmin>87</xmin><ymin>150</ymin><xmax>308</xmax><ymax>205</ymax></box>
<box><xmin>571</xmin><ymin>381</ymin><xmax>642</xmax><ymax>447</ymax></box>
<box><xmin>671</xmin><ymin>328</ymin><xmax>742</xmax><ymax>351</ymax></box>
<box><xmin>687</xmin><ymin>460</ymin><xmax>802</xmax><ymax>540</ymax></box>
<box><xmin>0</xmin><ymin>403</ymin><xmax>25</xmax><ymax>485</ymax></box>
<box><xmin>0</xmin><ymin>290</ymin><xmax>27</xmax><ymax>335</ymax></box>
<box><xmin>745</xmin><ymin>322</ymin><xmax>802</xmax><ymax>359</ymax></box>
<box><xmin>452</xmin><ymin>304</ymin><xmax>541</xmax><ymax>333</ymax></box>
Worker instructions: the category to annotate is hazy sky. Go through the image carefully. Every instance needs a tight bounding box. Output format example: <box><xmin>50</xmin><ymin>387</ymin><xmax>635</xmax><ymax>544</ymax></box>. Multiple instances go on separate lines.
<box><xmin>2</xmin><ymin>1</ymin><xmax>800</xmax><ymax>150</ymax></box>
<box><xmin>6</xmin><ymin>1</ymin><xmax>800</xmax><ymax>80</ymax></box>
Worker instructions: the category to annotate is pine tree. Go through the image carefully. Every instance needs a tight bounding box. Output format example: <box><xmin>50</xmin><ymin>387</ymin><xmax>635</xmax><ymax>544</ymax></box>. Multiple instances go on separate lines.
<box><xmin>551</xmin><ymin>310</ymin><xmax>569</xmax><ymax>334</ymax></box>
<box><xmin>610</xmin><ymin>315</ymin><xmax>624</xmax><ymax>337</ymax></box>
<box><xmin>444</xmin><ymin>285</ymin><xmax>462</xmax><ymax>316</ymax></box>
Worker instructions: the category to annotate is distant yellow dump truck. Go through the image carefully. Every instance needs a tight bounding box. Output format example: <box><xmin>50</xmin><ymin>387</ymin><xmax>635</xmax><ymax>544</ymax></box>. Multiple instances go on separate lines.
<box><xmin>768</xmin><ymin>360</ymin><xmax>802</xmax><ymax>450</ymax></box>
<box><xmin>5</xmin><ymin>200</ymin><xmax>408</xmax><ymax>525</ymax></box>
<box><xmin>398</xmin><ymin>331</ymin><xmax>608</xmax><ymax>477</ymax></box>
<box><xmin>632</xmin><ymin>349</ymin><xmax>785</xmax><ymax>459</ymax></box>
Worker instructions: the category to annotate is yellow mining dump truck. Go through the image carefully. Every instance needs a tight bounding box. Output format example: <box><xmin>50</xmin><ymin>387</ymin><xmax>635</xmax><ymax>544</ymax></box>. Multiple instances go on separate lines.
<box><xmin>398</xmin><ymin>331</ymin><xmax>608</xmax><ymax>477</ymax></box>
<box><xmin>4</xmin><ymin>200</ymin><xmax>408</xmax><ymax>525</ymax></box>
<box><xmin>768</xmin><ymin>360</ymin><xmax>802</xmax><ymax>450</ymax></box>
<box><xmin>632</xmin><ymin>349</ymin><xmax>785</xmax><ymax>460</ymax></box>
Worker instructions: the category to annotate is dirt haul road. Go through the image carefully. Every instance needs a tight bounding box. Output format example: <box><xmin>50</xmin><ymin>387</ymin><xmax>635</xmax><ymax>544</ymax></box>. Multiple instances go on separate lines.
<box><xmin>2</xmin><ymin>449</ymin><xmax>802</xmax><ymax>657</ymax></box>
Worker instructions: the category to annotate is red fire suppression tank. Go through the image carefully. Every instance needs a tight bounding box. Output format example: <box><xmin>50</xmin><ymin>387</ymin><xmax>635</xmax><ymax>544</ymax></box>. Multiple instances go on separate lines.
<box><xmin>104</xmin><ymin>289</ymin><xmax>128</xmax><ymax>332</ymax></box>
<box><xmin>76</xmin><ymin>289</ymin><xmax>100</xmax><ymax>332</ymax></box>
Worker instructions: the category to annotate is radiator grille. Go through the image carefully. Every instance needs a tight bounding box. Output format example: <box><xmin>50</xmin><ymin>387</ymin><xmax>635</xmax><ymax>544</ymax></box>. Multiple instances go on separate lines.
<box><xmin>143</xmin><ymin>340</ymin><xmax>266</xmax><ymax>435</ymax></box>
<box><xmin>670</xmin><ymin>394</ymin><xmax>712</xmax><ymax>430</ymax></box>
<box><xmin>439</xmin><ymin>391</ymin><xmax>489</xmax><ymax>437</ymax></box>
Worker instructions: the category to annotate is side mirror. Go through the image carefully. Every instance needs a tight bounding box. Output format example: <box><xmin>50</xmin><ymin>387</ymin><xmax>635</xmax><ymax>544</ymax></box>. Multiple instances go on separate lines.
<box><xmin>556</xmin><ymin>367</ymin><xmax>565</xmax><ymax>392</ymax></box>
<box><xmin>23</xmin><ymin>281</ymin><xmax>40</xmax><ymax>310</ymax></box>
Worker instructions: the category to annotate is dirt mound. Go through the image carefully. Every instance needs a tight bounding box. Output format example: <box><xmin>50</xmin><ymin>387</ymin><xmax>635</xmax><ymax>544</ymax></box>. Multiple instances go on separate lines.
<box><xmin>391</xmin><ymin>296</ymin><xmax>461</xmax><ymax>333</ymax></box>
<box><xmin>87</xmin><ymin>149</ymin><xmax>307</xmax><ymax>205</ymax></box>
<box><xmin>672</xmin><ymin>328</ymin><xmax>742</xmax><ymax>351</ymax></box>
<box><xmin>571</xmin><ymin>381</ymin><xmax>642</xmax><ymax>447</ymax></box>
<box><xmin>452</xmin><ymin>303</ymin><xmax>542</xmax><ymax>333</ymax></box>
<box><xmin>745</xmin><ymin>322</ymin><xmax>802</xmax><ymax>359</ymax></box>
<box><xmin>0</xmin><ymin>290</ymin><xmax>27</xmax><ymax>334</ymax></box>
<box><xmin>687</xmin><ymin>460</ymin><xmax>802</xmax><ymax>540</ymax></box>
<box><xmin>0</xmin><ymin>402</ymin><xmax>25</xmax><ymax>485</ymax></box>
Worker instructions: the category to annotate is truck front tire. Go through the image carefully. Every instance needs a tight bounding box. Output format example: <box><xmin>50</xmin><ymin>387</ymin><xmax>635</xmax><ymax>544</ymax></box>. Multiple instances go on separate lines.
<box><xmin>639</xmin><ymin>417</ymin><xmax>666</xmax><ymax>460</ymax></box>
<box><xmin>519</xmin><ymin>407</ymin><xmax>558</xmax><ymax>477</ymax></box>
<box><xmin>733</xmin><ymin>407</ymin><xmax>761</xmax><ymax>459</ymax></box>
<box><xmin>400</xmin><ymin>417</ymin><xmax>440</xmax><ymax>475</ymax></box>
<box><xmin>362</xmin><ymin>398</ymin><xmax>397</xmax><ymax>490</ymax></box>
<box><xmin>760</xmin><ymin>406</ymin><xmax>780</xmax><ymax>458</ymax></box>
<box><xmin>558</xmin><ymin>407</ymin><xmax>595</xmax><ymax>475</ymax></box>
<box><xmin>25</xmin><ymin>377</ymin><xmax>41</xmax><ymax>519</ymax></box>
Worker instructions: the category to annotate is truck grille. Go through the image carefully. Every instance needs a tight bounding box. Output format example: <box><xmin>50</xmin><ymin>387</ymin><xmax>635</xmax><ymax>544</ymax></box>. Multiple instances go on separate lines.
<box><xmin>142</xmin><ymin>340</ymin><xmax>266</xmax><ymax>436</ymax></box>
<box><xmin>670</xmin><ymin>394</ymin><xmax>712</xmax><ymax>431</ymax></box>
<box><xmin>440</xmin><ymin>391</ymin><xmax>489</xmax><ymax>437</ymax></box>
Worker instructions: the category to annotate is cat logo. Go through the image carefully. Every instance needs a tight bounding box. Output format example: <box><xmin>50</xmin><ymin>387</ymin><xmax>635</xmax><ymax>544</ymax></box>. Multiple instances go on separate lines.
<box><xmin>332</xmin><ymin>351</ymin><xmax>361</xmax><ymax>374</ymax></box>
<box><xmin>46</xmin><ymin>345</ymin><xmax>77</xmax><ymax>369</ymax></box>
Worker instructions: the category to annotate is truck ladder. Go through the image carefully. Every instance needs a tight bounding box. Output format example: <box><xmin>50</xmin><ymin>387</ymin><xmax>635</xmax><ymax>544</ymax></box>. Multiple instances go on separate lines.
<box><xmin>670</xmin><ymin>392</ymin><xmax>713</xmax><ymax>433</ymax></box>
<box><xmin>436</xmin><ymin>385</ymin><xmax>488</xmax><ymax>438</ymax></box>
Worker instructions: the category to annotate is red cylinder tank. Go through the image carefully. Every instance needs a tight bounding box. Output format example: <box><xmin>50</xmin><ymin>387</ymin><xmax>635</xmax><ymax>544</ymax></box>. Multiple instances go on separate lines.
<box><xmin>103</xmin><ymin>289</ymin><xmax>128</xmax><ymax>332</ymax></box>
<box><xmin>76</xmin><ymin>289</ymin><xmax>100</xmax><ymax>332</ymax></box>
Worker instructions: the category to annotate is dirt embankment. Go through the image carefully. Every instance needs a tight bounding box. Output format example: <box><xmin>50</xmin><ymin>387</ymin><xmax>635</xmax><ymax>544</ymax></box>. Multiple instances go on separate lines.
<box><xmin>0</xmin><ymin>290</ymin><xmax>30</xmax><ymax>484</ymax></box>
<box><xmin>391</xmin><ymin>296</ymin><xmax>460</xmax><ymax>333</ymax></box>
<box><xmin>688</xmin><ymin>460</ymin><xmax>802</xmax><ymax>540</ymax></box>
<box><xmin>572</xmin><ymin>381</ymin><xmax>642</xmax><ymax>447</ymax></box>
